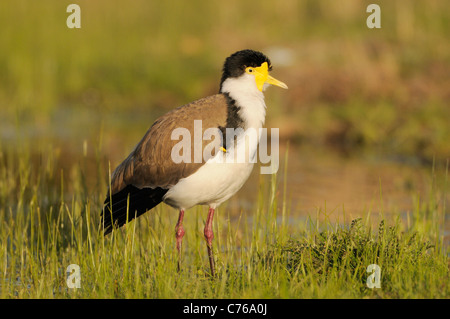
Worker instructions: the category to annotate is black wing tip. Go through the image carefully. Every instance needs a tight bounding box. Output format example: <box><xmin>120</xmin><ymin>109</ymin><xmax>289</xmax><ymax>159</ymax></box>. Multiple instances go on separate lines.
<box><xmin>99</xmin><ymin>185</ymin><xmax>168</xmax><ymax>235</ymax></box>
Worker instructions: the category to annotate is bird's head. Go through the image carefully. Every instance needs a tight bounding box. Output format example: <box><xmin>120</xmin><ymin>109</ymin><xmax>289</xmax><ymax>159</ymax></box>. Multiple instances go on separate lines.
<box><xmin>220</xmin><ymin>49</ymin><xmax>288</xmax><ymax>94</ymax></box>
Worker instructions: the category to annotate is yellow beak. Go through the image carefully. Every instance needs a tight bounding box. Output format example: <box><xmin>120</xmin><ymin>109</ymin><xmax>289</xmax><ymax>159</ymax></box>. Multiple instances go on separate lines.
<box><xmin>253</xmin><ymin>62</ymin><xmax>288</xmax><ymax>91</ymax></box>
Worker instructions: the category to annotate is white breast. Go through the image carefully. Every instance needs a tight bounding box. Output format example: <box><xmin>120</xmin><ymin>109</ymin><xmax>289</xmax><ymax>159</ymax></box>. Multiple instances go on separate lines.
<box><xmin>163</xmin><ymin>155</ymin><xmax>255</xmax><ymax>210</ymax></box>
<box><xmin>164</xmin><ymin>126</ymin><xmax>262</xmax><ymax>209</ymax></box>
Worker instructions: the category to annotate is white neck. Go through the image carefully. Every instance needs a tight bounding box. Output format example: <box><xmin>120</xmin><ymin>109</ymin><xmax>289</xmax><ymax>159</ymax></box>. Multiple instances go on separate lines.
<box><xmin>220</xmin><ymin>74</ymin><xmax>267</xmax><ymax>130</ymax></box>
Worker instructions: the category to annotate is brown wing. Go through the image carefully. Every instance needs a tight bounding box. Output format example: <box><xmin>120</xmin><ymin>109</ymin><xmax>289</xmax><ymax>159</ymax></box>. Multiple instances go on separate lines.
<box><xmin>109</xmin><ymin>94</ymin><xmax>228</xmax><ymax>194</ymax></box>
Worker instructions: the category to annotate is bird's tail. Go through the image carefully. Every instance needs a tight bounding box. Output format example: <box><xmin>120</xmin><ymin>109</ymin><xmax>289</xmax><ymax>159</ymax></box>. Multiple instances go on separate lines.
<box><xmin>101</xmin><ymin>185</ymin><xmax>168</xmax><ymax>235</ymax></box>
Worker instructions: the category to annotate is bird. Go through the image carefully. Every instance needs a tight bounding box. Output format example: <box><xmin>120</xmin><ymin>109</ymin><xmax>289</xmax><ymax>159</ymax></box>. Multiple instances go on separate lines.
<box><xmin>100</xmin><ymin>49</ymin><xmax>288</xmax><ymax>276</ymax></box>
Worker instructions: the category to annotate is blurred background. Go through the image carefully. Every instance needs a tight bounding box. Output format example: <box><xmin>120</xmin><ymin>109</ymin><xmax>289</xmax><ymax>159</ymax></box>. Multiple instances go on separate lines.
<box><xmin>0</xmin><ymin>1</ymin><xmax>448</xmax><ymax>233</ymax></box>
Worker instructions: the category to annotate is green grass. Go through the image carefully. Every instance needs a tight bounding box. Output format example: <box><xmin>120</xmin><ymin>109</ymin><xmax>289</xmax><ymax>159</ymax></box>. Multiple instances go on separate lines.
<box><xmin>0</xmin><ymin>146</ymin><xmax>448</xmax><ymax>298</ymax></box>
<box><xmin>281</xmin><ymin>218</ymin><xmax>448</xmax><ymax>298</ymax></box>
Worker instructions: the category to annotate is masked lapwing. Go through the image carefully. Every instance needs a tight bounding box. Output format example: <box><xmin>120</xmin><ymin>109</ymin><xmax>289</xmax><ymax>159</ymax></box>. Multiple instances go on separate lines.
<box><xmin>101</xmin><ymin>49</ymin><xmax>288</xmax><ymax>276</ymax></box>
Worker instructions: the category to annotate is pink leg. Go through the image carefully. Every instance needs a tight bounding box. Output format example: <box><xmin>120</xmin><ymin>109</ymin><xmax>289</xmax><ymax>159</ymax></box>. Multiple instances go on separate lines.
<box><xmin>175</xmin><ymin>210</ymin><xmax>185</xmax><ymax>272</ymax></box>
<box><xmin>204</xmin><ymin>207</ymin><xmax>215</xmax><ymax>276</ymax></box>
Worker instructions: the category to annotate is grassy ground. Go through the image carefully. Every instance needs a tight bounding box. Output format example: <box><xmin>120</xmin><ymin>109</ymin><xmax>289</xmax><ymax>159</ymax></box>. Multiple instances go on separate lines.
<box><xmin>0</xmin><ymin>147</ymin><xmax>448</xmax><ymax>298</ymax></box>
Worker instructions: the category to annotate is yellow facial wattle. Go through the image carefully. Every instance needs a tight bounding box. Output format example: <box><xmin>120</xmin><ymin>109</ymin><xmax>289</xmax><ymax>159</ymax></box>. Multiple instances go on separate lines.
<box><xmin>245</xmin><ymin>62</ymin><xmax>288</xmax><ymax>92</ymax></box>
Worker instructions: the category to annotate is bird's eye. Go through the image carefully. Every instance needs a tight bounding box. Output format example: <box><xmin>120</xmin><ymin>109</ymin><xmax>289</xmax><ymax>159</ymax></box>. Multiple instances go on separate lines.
<box><xmin>246</xmin><ymin>67</ymin><xmax>254</xmax><ymax>74</ymax></box>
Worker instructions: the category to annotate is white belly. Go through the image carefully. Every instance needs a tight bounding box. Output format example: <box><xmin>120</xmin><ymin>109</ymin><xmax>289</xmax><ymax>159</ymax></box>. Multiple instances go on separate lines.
<box><xmin>163</xmin><ymin>140</ymin><xmax>257</xmax><ymax>210</ymax></box>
